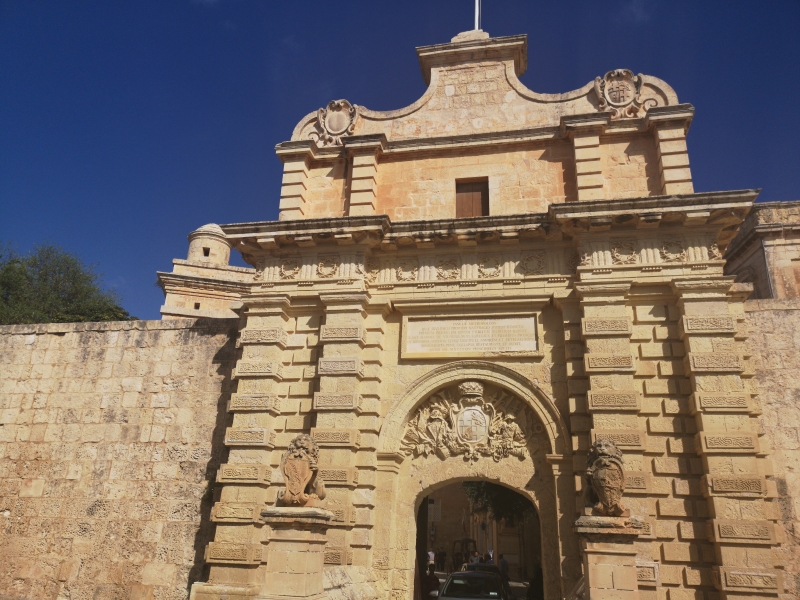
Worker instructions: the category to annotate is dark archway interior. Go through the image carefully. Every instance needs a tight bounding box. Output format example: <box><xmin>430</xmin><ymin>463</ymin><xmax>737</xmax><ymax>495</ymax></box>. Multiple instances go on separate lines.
<box><xmin>415</xmin><ymin>481</ymin><xmax>544</xmax><ymax>599</ymax></box>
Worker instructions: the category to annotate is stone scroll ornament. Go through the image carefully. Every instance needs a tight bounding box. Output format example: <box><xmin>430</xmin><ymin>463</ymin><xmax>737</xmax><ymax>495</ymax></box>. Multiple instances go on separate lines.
<box><xmin>400</xmin><ymin>381</ymin><xmax>541</xmax><ymax>462</ymax></box>
<box><xmin>276</xmin><ymin>434</ymin><xmax>327</xmax><ymax>507</ymax></box>
<box><xmin>585</xmin><ymin>439</ymin><xmax>629</xmax><ymax>517</ymax></box>
<box><xmin>310</xmin><ymin>99</ymin><xmax>357</xmax><ymax>146</ymax></box>
<box><xmin>594</xmin><ymin>70</ymin><xmax>657</xmax><ymax>119</ymax></box>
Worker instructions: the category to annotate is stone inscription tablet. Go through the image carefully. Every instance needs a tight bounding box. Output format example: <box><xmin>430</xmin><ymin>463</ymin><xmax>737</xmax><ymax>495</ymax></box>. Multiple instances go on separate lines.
<box><xmin>403</xmin><ymin>315</ymin><xmax>537</xmax><ymax>358</ymax></box>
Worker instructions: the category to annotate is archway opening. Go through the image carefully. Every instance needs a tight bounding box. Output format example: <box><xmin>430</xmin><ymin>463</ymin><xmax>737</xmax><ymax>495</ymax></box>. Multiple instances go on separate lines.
<box><xmin>415</xmin><ymin>480</ymin><xmax>544</xmax><ymax>599</ymax></box>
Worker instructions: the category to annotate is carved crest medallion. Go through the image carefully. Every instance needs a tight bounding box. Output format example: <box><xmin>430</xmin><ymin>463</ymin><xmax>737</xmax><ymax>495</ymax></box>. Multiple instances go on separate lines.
<box><xmin>312</xmin><ymin>99</ymin><xmax>357</xmax><ymax>146</ymax></box>
<box><xmin>594</xmin><ymin>70</ymin><xmax>657</xmax><ymax>119</ymax></box>
<box><xmin>456</xmin><ymin>407</ymin><xmax>489</xmax><ymax>443</ymax></box>
<box><xmin>401</xmin><ymin>381</ymin><xmax>542</xmax><ymax>462</ymax></box>
<box><xmin>277</xmin><ymin>434</ymin><xmax>326</xmax><ymax>507</ymax></box>
<box><xmin>585</xmin><ymin>438</ymin><xmax>629</xmax><ymax>517</ymax></box>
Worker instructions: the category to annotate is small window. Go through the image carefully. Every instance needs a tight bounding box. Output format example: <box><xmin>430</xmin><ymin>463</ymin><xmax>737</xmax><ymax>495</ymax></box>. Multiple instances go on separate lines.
<box><xmin>456</xmin><ymin>179</ymin><xmax>489</xmax><ymax>218</ymax></box>
<box><xmin>194</xmin><ymin>303</ymin><xmax>200</xmax><ymax>310</ymax></box>
<box><xmin>202</xmin><ymin>247</ymin><xmax>210</xmax><ymax>257</ymax></box>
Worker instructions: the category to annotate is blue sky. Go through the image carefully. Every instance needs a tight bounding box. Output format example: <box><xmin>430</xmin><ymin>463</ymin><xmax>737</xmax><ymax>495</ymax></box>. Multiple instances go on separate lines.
<box><xmin>1</xmin><ymin>1</ymin><xmax>798</xmax><ymax>319</ymax></box>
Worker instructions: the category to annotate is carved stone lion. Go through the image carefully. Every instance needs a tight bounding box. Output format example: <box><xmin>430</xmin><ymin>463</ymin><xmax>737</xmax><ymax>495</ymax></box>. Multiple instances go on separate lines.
<box><xmin>277</xmin><ymin>434</ymin><xmax>326</xmax><ymax>507</ymax></box>
<box><xmin>585</xmin><ymin>439</ymin><xmax>629</xmax><ymax>517</ymax></box>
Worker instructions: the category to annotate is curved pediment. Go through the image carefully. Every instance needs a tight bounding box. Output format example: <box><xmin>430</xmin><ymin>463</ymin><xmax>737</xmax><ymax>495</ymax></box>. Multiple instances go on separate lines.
<box><xmin>291</xmin><ymin>32</ymin><xmax>679</xmax><ymax>145</ymax></box>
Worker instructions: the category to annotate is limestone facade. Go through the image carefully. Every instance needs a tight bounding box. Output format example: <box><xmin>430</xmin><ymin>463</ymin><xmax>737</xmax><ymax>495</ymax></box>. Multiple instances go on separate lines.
<box><xmin>725</xmin><ymin>201</ymin><xmax>800</xmax><ymax>300</ymax></box>
<box><xmin>2</xmin><ymin>28</ymin><xmax>799</xmax><ymax>600</ymax></box>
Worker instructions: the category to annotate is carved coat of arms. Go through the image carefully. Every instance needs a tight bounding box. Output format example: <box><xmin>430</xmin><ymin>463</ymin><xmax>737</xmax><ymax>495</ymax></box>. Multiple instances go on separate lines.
<box><xmin>585</xmin><ymin>439</ymin><xmax>629</xmax><ymax>517</ymax></box>
<box><xmin>401</xmin><ymin>381</ymin><xmax>540</xmax><ymax>462</ymax></box>
<box><xmin>310</xmin><ymin>99</ymin><xmax>357</xmax><ymax>146</ymax></box>
<box><xmin>594</xmin><ymin>69</ymin><xmax>657</xmax><ymax>119</ymax></box>
<box><xmin>277</xmin><ymin>434</ymin><xmax>326</xmax><ymax>507</ymax></box>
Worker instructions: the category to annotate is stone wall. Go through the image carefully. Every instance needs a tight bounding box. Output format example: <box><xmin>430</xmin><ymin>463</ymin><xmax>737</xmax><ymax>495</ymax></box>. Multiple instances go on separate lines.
<box><xmin>0</xmin><ymin>318</ymin><xmax>238</xmax><ymax>600</ymax></box>
<box><xmin>374</xmin><ymin>142</ymin><xmax>576</xmax><ymax>221</ymax></box>
<box><xmin>745</xmin><ymin>299</ymin><xmax>800</xmax><ymax>598</ymax></box>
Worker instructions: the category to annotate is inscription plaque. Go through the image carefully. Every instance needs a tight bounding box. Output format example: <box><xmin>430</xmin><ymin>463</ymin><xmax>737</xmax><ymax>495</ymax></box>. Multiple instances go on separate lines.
<box><xmin>403</xmin><ymin>315</ymin><xmax>537</xmax><ymax>358</ymax></box>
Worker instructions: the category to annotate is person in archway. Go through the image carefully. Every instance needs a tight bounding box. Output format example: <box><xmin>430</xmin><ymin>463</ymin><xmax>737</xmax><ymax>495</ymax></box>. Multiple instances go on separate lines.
<box><xmin>422</xmin><ymin>563</ymin><xmax>440</xmax><ymax>597</ymax></box>
<box><xmin>498</xmin><ymin>554</ymin><xmax>509</xmax><ymax>581</ymax></box>
<box><xmin>470</xmin><ymin>550</ymin><xmax>481</xmax><ymax>564</ymax></box>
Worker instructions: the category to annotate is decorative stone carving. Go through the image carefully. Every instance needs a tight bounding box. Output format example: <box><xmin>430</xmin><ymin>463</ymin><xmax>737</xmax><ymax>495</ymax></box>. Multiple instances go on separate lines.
<box><xmin>594</xmin><ymin>69</ymin><xmax>656</xmax><ymax>119</ymax></box>
<box><xmin>317</xmin><ymin>255</ymin><xmax>339</xmax><ymax>278</ymax></box>
<box><xmin>611</xmin><ymin>240</ymin><xmax>638</xmax><ymax>265</ymax></box>
<box><xmin>396</xmin><ymin>258</ymin><xmax>418</xmax><ymax>282</ymax></box>
<box><xmin>310</xmin><ymin>99</ymin><xmax>357</xmax><ymax>146</ymax></box>
<box><xmin>708</xmin><ymin>242</ymin><xmax>723</xmax><ymax>260</ymax></box>
<box><xmin>364</xmin><ymin>259</ymin><xmax>380</xmax><ymax>283</ymax></box>
<box><xmin>478</xmin><ymin>255</ymin><xmax>502</xmax><ymax>278</ymax></box>
<box><xmin>660</xmin><ymin>238</ymin><xmax>687</xmax><ymax>262</ymax></box>
<box><xmin>400</xmin><ymin>381</ymin><xmax>541</xmax><ymax>462</ymax></box>
<box><xmin>436</xmin><ymin>257</ymin><xmax>460</xmax><ymax>280</ymax></box>
<box><xmin>280</xmin><ymin>258</ymin><xmax>301</xmax><ymax>279</ymax></box>
<box><xmin>277</xmin><ymin>433</ymin><xmax>327</xmax><ymax>507</ymax></box>
<box><xmin>585</xmin><ymin>439</ymin><xmax>629</xmax><ymax>517</ymax></box>
<box><xmin>520</xmin><ymin>250</ymin><xmax>546</xmax><ymax>275</ymax></box>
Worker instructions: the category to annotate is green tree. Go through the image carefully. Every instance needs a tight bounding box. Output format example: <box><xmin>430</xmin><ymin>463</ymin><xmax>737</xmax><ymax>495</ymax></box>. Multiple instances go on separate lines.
<box><xmin>0</xmin><ymin>243</ymin><xmax>136</xmax><ymax>325</ymax></box>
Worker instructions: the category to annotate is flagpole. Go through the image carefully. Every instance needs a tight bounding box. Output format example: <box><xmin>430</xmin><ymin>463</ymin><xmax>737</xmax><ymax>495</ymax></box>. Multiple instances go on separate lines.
<box><xmin>474</xmin><ymin>0</ymin><xmax>480</xmax><ymax>30</ymax></box>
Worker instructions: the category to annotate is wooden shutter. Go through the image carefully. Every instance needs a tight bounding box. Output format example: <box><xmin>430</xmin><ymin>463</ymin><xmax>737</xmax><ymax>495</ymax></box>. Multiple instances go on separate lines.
<box><xmin>456</xmin><ymin>180</ymin><xmax>489</xmax><ymax>217</ymax></box>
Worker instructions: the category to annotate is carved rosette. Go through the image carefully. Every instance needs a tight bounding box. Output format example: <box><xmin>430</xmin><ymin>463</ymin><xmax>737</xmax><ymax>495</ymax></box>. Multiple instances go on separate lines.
<box><xmin>400</xmin><ymin>381</ymin><xmax>543</xmax><ymax>462</ymax></box>
<box><xmin>585</xmin><ymin>439</ymin><xmax>629</xmax><ymax>517</ymax></box>
<box><xmin>277</xmin><ymin>434</ymin><xmax>327</xmax><ymax>507</ymax></box>
<box><xmin>594</xmin><ymin>69</ymin><xmax>657</xmax><ymax>119</ymax></box>
<box><xmin>310</xmin><ymin>99</ymin><xmax>357</xmax><ymax>146</ymax></box>
<box><xmin>520</xmin><ymin>251</ymin><xmax>546</xmax><ymax>275</ymax></box>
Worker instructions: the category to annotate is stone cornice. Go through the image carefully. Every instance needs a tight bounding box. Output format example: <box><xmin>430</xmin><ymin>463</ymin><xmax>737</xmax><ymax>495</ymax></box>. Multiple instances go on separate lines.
<box><xmin>550</xmin><ymin>190</ymin><xmax>757</xmax><ymax>247</ymax></box>
<box><xmin>220</xmin><ymin>190</ymin><xmax>758</xmax><ymax>252</ymax></box>
<box><xmin>172</xmin><ymin>258</ymin><xmax>254</xmax><ymax>275</ymax></box>
<box><xmin>282</xmin><ymin>111</ymin><xmax>698</xmax><ymax>161</ymax></box>
<box><xmin>157</xmin><ymin>271</ymin><xmax>251</xmax><ymax>296</ymax></box>
<box><xmin>724</xmin><ymin>200</ymin><xmax>800</xmax><ymax>261</ymax></box>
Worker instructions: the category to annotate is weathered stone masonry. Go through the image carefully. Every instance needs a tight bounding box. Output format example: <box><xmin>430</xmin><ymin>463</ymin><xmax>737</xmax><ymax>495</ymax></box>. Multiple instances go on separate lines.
<box><xmin>2</xmin><ymin>28</ymin><xmax>800</xmax><ymax>600</ymax></box>
<box><xmin>0</xmin><ymin>319</ymin><xmax>237</xmax><ymax>600</ymax></box>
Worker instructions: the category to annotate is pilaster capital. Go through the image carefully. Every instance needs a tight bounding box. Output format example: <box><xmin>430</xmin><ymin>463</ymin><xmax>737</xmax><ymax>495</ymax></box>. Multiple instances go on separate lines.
<box><xmin>274</xmin><ymin>139</ymin><xmax>319</xmax><ymax>163</ymax></box>
<box><xmin>319</xmin><ymin>292</ymin><xmax>371</xmax><ymax>314</ymax></box>
<box><xmin>575</xmin><ymin>282</ymin><xmax>631</xmax><ymax>303</ymax></box>
<box><xmin>342</xmin><ymin>133</ymin><xmax>387</xmax><ymax>157</ymax></box>
<box><xmin>376</xmin><ymin>451</ymin><xmax>405</xmax><ymax>473</ymax></box>
<box><xmin>670</xmin><ymin>277</ymin><xmax>734</xmax><ymax>299</ymax></box>
<box><xmin>644</xmin><ymin>103</ymin><xmax>695</xmax><ymax>130</ymax></box>
<box><xmin>242</xmin><ymin>295</ymin><xmax>292</xmax><ymax>316</ymax></box>
<box><xmin>560</xmin><ymin>113</ymin><xmax>610</xmax><ymax>137</ymax></box>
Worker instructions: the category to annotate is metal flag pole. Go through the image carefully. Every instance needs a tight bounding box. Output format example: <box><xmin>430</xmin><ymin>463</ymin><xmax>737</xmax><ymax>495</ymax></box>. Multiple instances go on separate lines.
<box><xmin>475</xmin><ymin>0</ymin><xmax>481</xmax><ymax>30</ymax></box>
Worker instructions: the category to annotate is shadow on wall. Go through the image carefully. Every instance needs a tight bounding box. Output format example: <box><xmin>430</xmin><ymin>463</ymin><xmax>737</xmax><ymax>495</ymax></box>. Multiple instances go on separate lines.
<box><xmin>186</xmin><ymin>320</ymin><xmax>239</xmax><ymax>594</ymax></box>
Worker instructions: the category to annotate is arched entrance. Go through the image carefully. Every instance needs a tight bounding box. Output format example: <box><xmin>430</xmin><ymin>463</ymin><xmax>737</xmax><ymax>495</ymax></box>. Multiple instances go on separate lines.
<box><xmin>373</xmin><ymin>362</ymin><xmax>578</xmax><ymax>600</ymax></box>
<box><xmin>417</xmin><ymin>480</ymin><xmax>544</xmax><ymax>598</ymax></box>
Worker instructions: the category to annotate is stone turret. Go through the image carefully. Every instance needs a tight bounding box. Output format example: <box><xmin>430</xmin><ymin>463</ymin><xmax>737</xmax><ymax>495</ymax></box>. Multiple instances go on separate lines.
<box><xmin>158</xmin><ymin>223</ymin><xmax>252</xmax><ymax>319</ymax></box>
<box><xmin>187</xmin><ymin>223</ymin><xmax>232</xmax><ymax>266</ymax></box>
